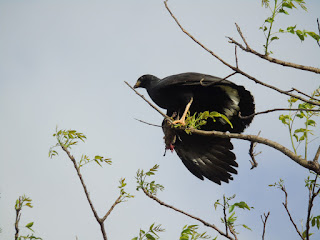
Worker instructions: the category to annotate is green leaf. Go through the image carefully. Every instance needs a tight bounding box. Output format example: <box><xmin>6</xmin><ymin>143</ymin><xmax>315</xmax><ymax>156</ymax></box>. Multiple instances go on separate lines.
<box><xmin>282</xmin><ymin>2</ymin><xmax>293</xmax><ymax>8</ymax></box>
<box><xmin>242</xmin><ymin>224</ymin><xmax>252</xmax><ymax>231</ymax></box>
<box><xmin>270</xmin><ymin>36</ymin><xmax>279</xmax><ymax>42</ymax></box>
<box><xmin>306</xmin><ymin>32</ymin><xmax>320</xmax><ymax>41</ymax></box>
<box><xmin>26</xmin><ymin>222</ymin><xmax>34</xmax><ymax>228</ymax></box>
<box><xmin>145</xmin><ymin>233</ymin><xmax>156</xmax><ymax>240</ymax></box>
<box><xmin>279</xmin><ymin>8</ymin><xmax>289</xmax><ymax>14</ymax></box>
<box><xmin>229</xmin><ymin>205</ymin><xmax>235</xmax><ymax>213</ymax></box>
<box><xmin>287</xmin><ymin>25</ymin><xmax>297</xmax><ymax>34</ymax></box>
<box><xmin>296</xmin><ymin>30</ymin><xmax>305</xmax><ymax>41</ymax></box>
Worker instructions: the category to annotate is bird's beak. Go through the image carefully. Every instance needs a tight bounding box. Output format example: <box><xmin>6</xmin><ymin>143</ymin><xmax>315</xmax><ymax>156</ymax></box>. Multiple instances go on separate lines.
<box><xmin>133</xmin><ymin>80</ymin><xmax>141</xmax><ymax>89</ymax></box>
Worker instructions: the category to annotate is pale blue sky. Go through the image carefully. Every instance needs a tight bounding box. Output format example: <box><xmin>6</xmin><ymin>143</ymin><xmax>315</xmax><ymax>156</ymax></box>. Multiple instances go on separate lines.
<box><xmin>1</xmin><ymin>0</ymin><xmax>319</xmax><ymax>239</ymax></box>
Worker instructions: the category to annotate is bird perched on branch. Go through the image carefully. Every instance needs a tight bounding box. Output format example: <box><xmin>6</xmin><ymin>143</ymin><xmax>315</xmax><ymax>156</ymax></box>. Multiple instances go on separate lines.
<box><xmin>134</xmin><ymin>72</ymin><xmax>255</xmax><ymax>184</ymax></box>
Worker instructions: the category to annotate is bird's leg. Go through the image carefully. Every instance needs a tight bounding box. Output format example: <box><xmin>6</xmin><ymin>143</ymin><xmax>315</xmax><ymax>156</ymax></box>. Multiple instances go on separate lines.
<box><xmin>172</xmin><ymin>97</ymin><xmax>193</xmax><ymax>126</ymax></box>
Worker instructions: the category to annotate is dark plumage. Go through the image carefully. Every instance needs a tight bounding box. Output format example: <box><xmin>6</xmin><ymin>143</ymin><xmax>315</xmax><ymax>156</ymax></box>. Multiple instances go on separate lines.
<box><xmin>134</xmin><ymin>72</ymin><xmax>255</xmax><ymax>184</ymax></box>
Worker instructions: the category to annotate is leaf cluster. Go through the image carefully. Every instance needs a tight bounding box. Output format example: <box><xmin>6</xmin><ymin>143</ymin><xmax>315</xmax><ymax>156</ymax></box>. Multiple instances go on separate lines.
<box><xmin>15</xmin><ymin>195</ymin><xmax>42</xmax><ymax>240</ymax></box>
<box><xmin>279</xmin><ymin>87</ymin><xmax>320</xmax><ymax>158</ymax></box>
<box><xmin>214</xmin><ymin>195</ymin><xmax>253</xmax><ymax>233</ymax></box>
<box><xmin>132</xmin><ymin>223</ymin><xmax>165</xmax><ymax>240</ymax></box>
<box><xmin>136</xmin><ymin>165</ymin><xmax>164</xmax><ymax>195</ymax></box>
<box><xmin>118</xmin><ymin>178</ymin><xmax>135</xmax><ymax>202</ymax></box>
<box><xmin>49</xmin><ymin>128</ymin><xmax>112</xmax><ymax>168</ymax></box>
<box><xmin>179</xmin><ymin>225</ymin><xmax>216</xmax><ymax>240</ymax></box>
<box><xmin>176</xmin><ymin>111</ymin><xmax>233</xmax><ymax>134</ymax></box>
<box><xmin>260</xmin><ymin>0</ymin><xmax>319</xmax><ymax>55</ymax></box>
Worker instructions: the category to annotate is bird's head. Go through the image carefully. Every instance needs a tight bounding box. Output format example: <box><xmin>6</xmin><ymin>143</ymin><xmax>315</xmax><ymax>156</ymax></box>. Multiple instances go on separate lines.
<box><xmin>134</xmin><ymin>74</ymin><xmax>158</xmax><ymax>89</ymax></box>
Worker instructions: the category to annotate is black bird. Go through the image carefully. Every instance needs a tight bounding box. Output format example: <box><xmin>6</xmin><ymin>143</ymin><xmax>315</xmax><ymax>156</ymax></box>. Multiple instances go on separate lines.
<box><xmin>134</xmin><ymin>72</ymin><xmax>255</xmax><ymax>184</ymax></box>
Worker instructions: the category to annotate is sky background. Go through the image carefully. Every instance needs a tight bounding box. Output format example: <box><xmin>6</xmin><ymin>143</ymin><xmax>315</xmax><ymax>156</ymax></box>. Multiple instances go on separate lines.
<box><xmin>1</xmin><ymin>0</ymin><xmax>320</xmax><ymax>239</ymax></box>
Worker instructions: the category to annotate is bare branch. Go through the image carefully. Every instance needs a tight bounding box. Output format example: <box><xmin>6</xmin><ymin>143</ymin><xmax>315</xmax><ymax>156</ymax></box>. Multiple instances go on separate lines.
<box><xmin>142</xmin><ymin>187</ymin><xmax>235</xmax><ymax>240</ymax></box>
<box><xmin>317</xmin><ymin>18</ymin><xmax>320</xmax><ymax>48</ymax></box>
<box><xmin>235</xmin><ymin>23</ymin><xmax>250</xmax><ymax>50</ymax></box>
<box><xmin>228</xmin><ymin>24</ymin><xmax>320</xmax><ymax>74</ymax></box>
<box><xmin>261</xmin><ymin>212</ymin><xmax>270</xmax><ymax>240</ymax></box>
<box><xmin>280</xmin><ymin>185</ymin><xmax>304</xmax><ymax>240</ymax></box>
<box><xmin>163</xmin><ymin>1</ymin><xmax>320</xmax><ymax>106</ymax></box>
<box><xmin>234</xmin><ymin>45</ymin><xmax>239</xmax><ymax>68</ymax></box>
<box><xmin>240</xmin><ymin>108</ymin><xmax>320</xmax><ymax>119</ymax></box>
<box><xmin>291</xmin><ymin>88</ymin><xmax>319</xmax><ymax>101</ymax></box>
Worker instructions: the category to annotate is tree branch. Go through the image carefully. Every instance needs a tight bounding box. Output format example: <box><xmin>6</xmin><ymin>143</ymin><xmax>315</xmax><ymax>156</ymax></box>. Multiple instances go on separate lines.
<box><xmin>142</xmin><ymin>188</ymin><xmax>235</xmax><ymax>240</ymax></box>
<box><xmin>280</xmin><ymin>185</ymin><xmax>304</xmax><ymax>240</ymax></box>
<box><xmin>61</xmin><ymin>145</ymin><xmax>109</xmax><ymax>240</ymax></box>
<box><xmin>101</xmin><ymin>195</ymin><xmax>122</xmax><ymax>222</ymax></box>
<box><xmin>228</xmin><ymin>31</ymin><xmax>320</xmax><ymax>74</ymax></box>
<box><xmin>163</xmin><ymin>0</ymin><xmax>320</xmax><ymax>106</ymax></box>
<box><xmin>261</xmin><ymin>212</ymin><xmax>270</xmax><ymax>240</ymax></box>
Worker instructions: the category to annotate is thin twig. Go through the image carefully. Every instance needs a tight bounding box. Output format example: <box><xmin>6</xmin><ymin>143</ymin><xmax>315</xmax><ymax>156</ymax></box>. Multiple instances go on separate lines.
<box><xmin>280</xmin><ymin>185</ymin><xmax>304</xmax><ymax>240</ymax></box>
<box><xmin>317</xmin><ymin>18</ymin><xmax>320</xmax><ymax>47</ymax></box>
<box><xmin>125</xmin><ymin>81</ymin><xmax>172</xmax><ymax>121</ymax></box>
<box><xmin>235</xmin><ymin>23</ymin><xmax>250</xmax><ymax>50</ymax></box>
<box><xmin>249</xmin><ymin>131</ymin><xmax>261</xmax><ymax>169</ymax></box>
<box><xmin>240</xmin><ymin>108</ymin><xmax>320</xmax><ymax>119</ymax></box>
<box><xmin>134</xmin><ymin>118</ymin><xmax>161</xmax><ymax>127</ymax></box>
<box><xmin>228</xmin><ymin>24</ymin><xmax>320</xmax><ymax>74</ymax></box>
<box><xmin>235</xmin><ymin>45</ymin><xmax>239</xmax><ymax>68</ymax></box>
<box><xmin>229</xmin><ymin>226</ymin><xmax>238</xmax><ymax>240</ymax></box>
<box><xmin>142</xmin><ymin>187</ymin><xmax>235</xmax><ymax>240</ymax></box>
<box><xmin>291</xmin><ymin>88</ymin><xmax>319</xmax><ymax>101</ymax></box>
<box><xmin>261</xmin><ymin>212</ymin><xmax>270</xmax><ymax>240</ymax></box>
<box><xmin>163</xmin><ymin>0</ymin><xmax>320</xmax><ymax>105</ymax></box>
<box><xmin>314</xmin><ymin>146</ymin><xmax>320</xmax><ymax>163</ymax></box>
<box><xmin>200</xmin><ymin>72</ymin><xmax>237</xmax><ymax>86</ymax></box>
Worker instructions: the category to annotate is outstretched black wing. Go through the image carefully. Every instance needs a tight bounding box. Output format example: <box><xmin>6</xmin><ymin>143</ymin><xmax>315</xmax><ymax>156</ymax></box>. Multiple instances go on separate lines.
<box><xmin>163</xmin><ymin>120</ymin><xmax>237</xmax><ymax>185</ymax></box>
